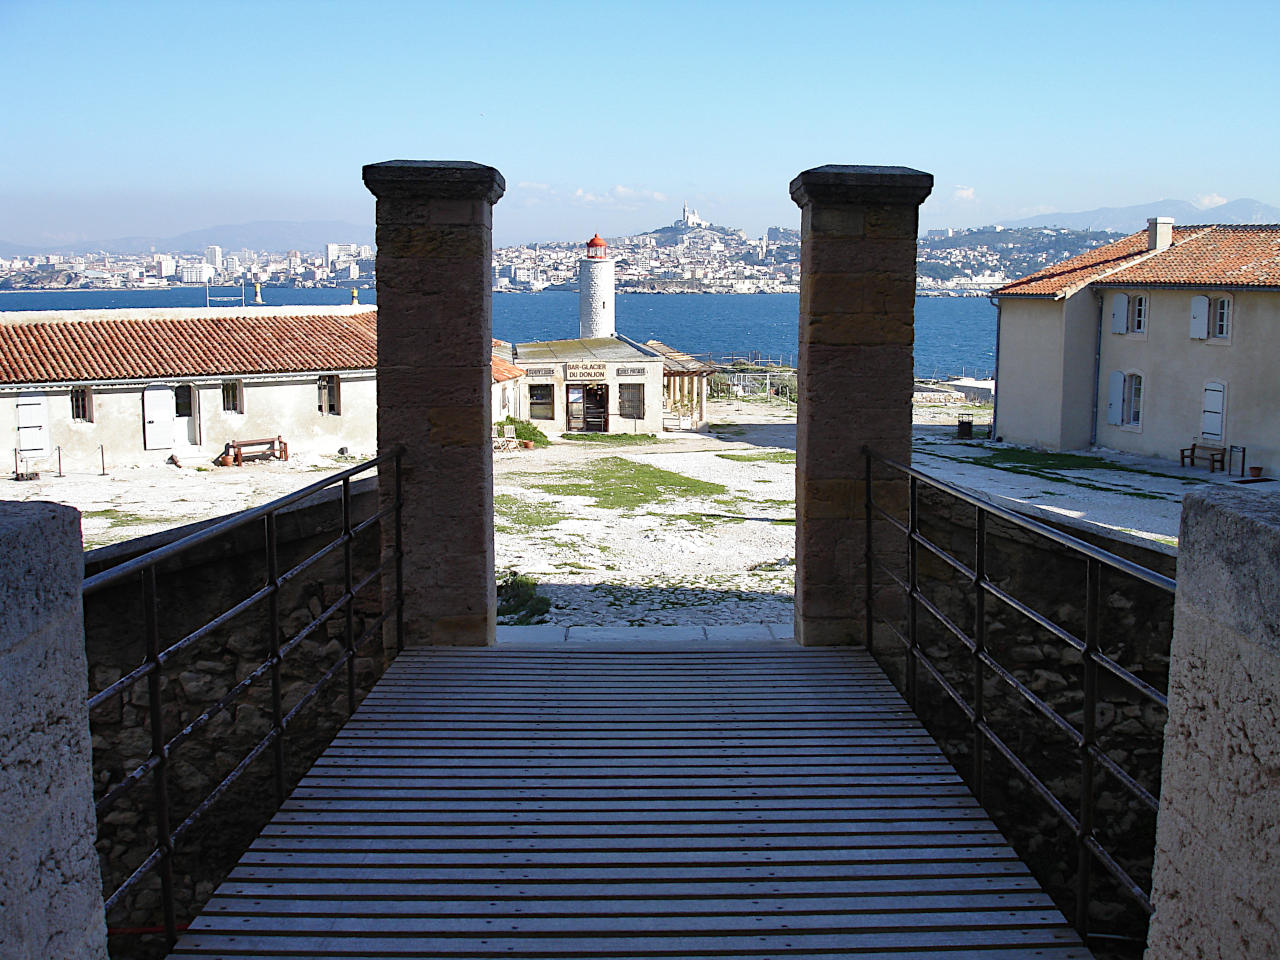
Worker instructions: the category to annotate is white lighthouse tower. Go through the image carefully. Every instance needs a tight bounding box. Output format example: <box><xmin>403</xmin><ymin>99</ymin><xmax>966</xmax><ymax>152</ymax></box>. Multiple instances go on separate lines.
<box><xmin>578</xmin><ymin>233</ymin><xmax>615</xmax><ymax>339</ymax></box>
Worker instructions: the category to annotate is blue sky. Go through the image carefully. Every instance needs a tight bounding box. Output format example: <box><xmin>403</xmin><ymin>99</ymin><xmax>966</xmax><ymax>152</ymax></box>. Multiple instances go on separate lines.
<box><xmin>2</xmin><ymin>0</ymin><xmax>1278</xmax><ymax>246</ymax></box>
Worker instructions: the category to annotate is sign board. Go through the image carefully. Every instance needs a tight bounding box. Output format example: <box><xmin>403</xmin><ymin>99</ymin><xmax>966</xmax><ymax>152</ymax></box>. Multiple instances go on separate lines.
<box><xmin>616</xmin><ymin>367</ymin><xmax>647</xmax><ymax>377</ymax></box>
<box><xmin>523</xmin><ymin>367</ymin><xmax>556</xmax><ymax>378</ymax></box>
<box><xmin>565</xmin><ymin>362</ymin><xmax>608</xmax><ymax>381</ymax></box>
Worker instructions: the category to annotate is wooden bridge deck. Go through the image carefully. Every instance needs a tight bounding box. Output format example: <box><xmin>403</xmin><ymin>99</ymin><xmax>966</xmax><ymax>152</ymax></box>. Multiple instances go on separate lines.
<box><xmin>169</xmin><ymin>641</ymin><xmax>1091</xmax><ymax>959</ymax></box>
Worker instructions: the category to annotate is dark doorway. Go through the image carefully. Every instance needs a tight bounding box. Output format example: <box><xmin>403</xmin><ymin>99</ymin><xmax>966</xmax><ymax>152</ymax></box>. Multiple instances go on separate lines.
<box><xmin>566</xmin><ymin>383</ymin><xmax>608</xmax><ymax>432</ymax></box>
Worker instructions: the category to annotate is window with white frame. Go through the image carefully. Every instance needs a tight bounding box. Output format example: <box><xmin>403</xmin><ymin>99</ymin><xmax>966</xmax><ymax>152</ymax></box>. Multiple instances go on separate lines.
<box><xmin>221</xmin><ymin>379</ymin><xmax>244</xmax><ymax>413</ymax></box>
<box><xmin>1210</xmin><ymin>297</ymin><xmax>1231</xmax><ymax>339</ymax></box>
<box><xmin>70</xmin><ymin>386</ymin><xmax>93</xmax><ymax>422</ymax></box>
<box><xmin>1127</xmin><ymin>295</ymin><xmax>1147</xmax><ymax>334</ymax></box>
<box><xmin>317</xmin><ymin>375</ymin><xmax>341</xmax><ymax>415</ymax></box>
<box><xmin>1123</xmin><ymin>373</ymin><xmax>1143</xmax><ymax>426</ymax></box>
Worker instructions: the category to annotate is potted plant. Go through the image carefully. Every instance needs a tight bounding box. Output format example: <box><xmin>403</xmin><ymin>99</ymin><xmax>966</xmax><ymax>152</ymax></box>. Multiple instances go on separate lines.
<box><xmin>1249</xmin><ymin>465</ymin><xmax>1264</xmax><ymax>478</ymax></box>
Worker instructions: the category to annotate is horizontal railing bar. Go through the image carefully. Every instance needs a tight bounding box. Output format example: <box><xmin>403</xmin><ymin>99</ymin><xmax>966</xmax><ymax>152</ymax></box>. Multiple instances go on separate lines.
<box><xmin>1093</xmin><ymin>651</ymin><xmax>1169</xmax><ymax>709</ymax></box>
<box><xmin>913</xmin><ymin>650</ymin><xmax>976</xmax><ymax>723</ymax></box>
<box><xmin>164</xmin><ymin>658</ymin><xmax>275</xmax><ymax>758</ymax></box>
<box><xmin>95</xmin><ymin>753</ymin><xmax>162</xmax><ymax>816</ymax></box>
<box><xmin>89</xmin><ymin>659</ymin><xmax>155</xmax><ymax>710</ymax></box>
<box><xmin>103</xmin><ymin>845</ymin><xmax>166</xmax><ymax>913</ymax></box>
<box><xmin>84</xmin><ymin>450</ymin><xmax>399</xmax><ymax>594</ymax></box>
<box><xmin>869</xmin><ymin>553</ymin><xmax>910</xmax><ymax>596</ymax></box>
<box><xmin>913</xmin><ymin>530</ymin><xmax>977</xmax><ymax>582</ymax></box>
<box><xmin>979</xmin><ymin>652</ymin><xmax>1085</xmax><ymax>748</ymax></box>
<box><xmin>914</xmin><ymin>589</ymin><xmax>977</xmax><ymax>653</ymax></box>
<box><xmin>1084</xmin><ymin>834</ymin><xmax>1154</xmax><ymax>915</ymax></box>
<box><xmin>156</xmin><ymin>583</ymin><xmax>273</xmax><ymax>668</ymax></box>
<box><xmin>870</xmin><ymin>611</ymin><xmax>910</xmax><ymax>651</ymax></box>
<box><xmin>868</xmin><ymin>501</ymin><xmax>909</xmax><ymax>537</ymax></box>
<box><xmin>169</xmin><ymin>728</ymin><xmax>280</xmax><ymax>847</ymax></box>
<box><xmin>1090</xmin><ymin>745</ymin><xmax>1160</xmax><ymax>813</ymax></box>
<box><xmin>276</xmin><ymin>530</ymin><xmax>348</xmax><ymax>589</ymax></box>
<box><xmin>865</xmin><ymin>449</ymin><xmax>1176</xmax><ymax>594</ymax></box>
<box><xmin>281</xmin><ymin>650</ymin><xmax>352</xmax><ymax>729</ymax></box>
<box><xmin>983</xmin><ymin>579</ymin><xmax>1086</xmax><ymax>653</ymax></box>
<box><xmin>980</xmin><ymin>722</ymin><xmax>1081</xmax><ymax>832</ymax></box>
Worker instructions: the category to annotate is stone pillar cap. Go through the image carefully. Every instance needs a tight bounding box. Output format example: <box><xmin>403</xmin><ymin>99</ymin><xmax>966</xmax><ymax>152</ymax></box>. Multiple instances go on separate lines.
<box><xmin>363</xmin><ymin>160</ymin><xmax>506</xmax><ymax>203</ymax></box>
<box><xmin>790</xmin><ymin>164</ymin><xmax>933</xmax><ymax>207</ymax></box>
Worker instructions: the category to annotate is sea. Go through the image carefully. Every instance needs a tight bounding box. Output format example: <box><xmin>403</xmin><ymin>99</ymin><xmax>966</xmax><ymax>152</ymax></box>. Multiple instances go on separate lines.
<box><xmin>0</xmin><ymin>287</ymin><xmax>996</xmax><ymax>380</ymax></box>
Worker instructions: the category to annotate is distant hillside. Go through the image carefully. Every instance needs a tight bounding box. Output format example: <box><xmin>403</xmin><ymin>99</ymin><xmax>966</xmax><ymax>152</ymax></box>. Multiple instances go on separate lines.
<box><xmin>1002</xmin><ymin>198</ymin><xmax>1280</xmax><ymax>233</ymax></box>
<box><xmin>917</xmin><ymin>226</ymin><xmax>1121</xmax><ymax>285</ymax></box>
<box><xmin>0</xmin><ymin>219</ymin><xmax>375</xmax><ymax>257</ymax></box>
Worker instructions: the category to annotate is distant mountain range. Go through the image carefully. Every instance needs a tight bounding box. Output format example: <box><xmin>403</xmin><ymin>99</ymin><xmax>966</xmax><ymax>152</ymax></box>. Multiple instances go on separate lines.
<box><xmin>0</xmin><ymin>220</ymin><xmax>375</xmax><ymax>258</ymax></box>
<box><xmin>1000</xmin><ymin>198</ymin><xmax>1280</xmax><ymax>234</ymax></box>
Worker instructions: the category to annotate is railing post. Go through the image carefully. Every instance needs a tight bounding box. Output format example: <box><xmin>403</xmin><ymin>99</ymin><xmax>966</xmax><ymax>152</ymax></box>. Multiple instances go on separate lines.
<box><xmin>142</xmin><ymin>565</ymin><xmax>177</xmax><ymax>944</ymax></box>
<box><xmin>906</xmin><ymin>475</ymin><xmax>919</xmax><ymax>709</ymax></box>
<box><xmin>363</xmin><ymin>161</ymin><xmax>505</xmax><ymax>647</ymax></box>
<box><xmin>789</xmin><ymin>165</ymin><xmax>932</xmax><ymax>646</ymax></box>
<box><xmin>972</xmin><ymin>507</ymin><xmax>987</xmax><ymax>804</ymax></box>
<box><xmin>863</xmin><ymin>447</ymin><xmax>874</xmax><ymax>652</ymax></box>
<box><xmin>342</xmin><ymin>477</ymin><xmax>356</xmax><ymax>713</ymax></box>
<box><xmin>1077</xmin><ymin>556</ymin><xmax>1100</xmax><ymax>940</ymax></box>
<box><xmin>265</xmin><ymin>513</ymin><xmax>285</xmax><ymax>806</ymax></box>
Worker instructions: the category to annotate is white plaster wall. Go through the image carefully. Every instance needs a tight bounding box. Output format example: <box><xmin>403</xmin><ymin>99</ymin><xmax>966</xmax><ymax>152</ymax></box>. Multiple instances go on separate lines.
<box><xmin>578</xmin><ymin>258</ymin><xmax>616</xmax><ymax>339</ymax></box>
<box><xmin>1095</xmin><ymin>289</ymin><xmax>1279</xmax><ymax>473</ymax></box>
<box><xmin>994</xmin><ymin>298</ymin><xmax>1070</xmax><ymax>448</ymax></box>
<box><xmin>521</xmin><ymin>361</ymin><xmax>664</xmax><ymax>435</ymax></box>
<box><xmin>0</xmin><ymin>372</ymin><xmax>376</xmax><ymax>470</ymax></box>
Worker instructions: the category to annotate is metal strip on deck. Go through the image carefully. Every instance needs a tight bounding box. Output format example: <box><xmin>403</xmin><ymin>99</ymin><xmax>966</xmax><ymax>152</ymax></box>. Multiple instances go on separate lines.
<box><xmin>170</xmin><ymin>643</ymin><xmax>1089</xmax><ymax>959</ymax></box>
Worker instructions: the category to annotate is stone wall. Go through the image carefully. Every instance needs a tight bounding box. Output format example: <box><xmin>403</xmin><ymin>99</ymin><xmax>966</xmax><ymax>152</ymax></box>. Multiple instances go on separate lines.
<box><xmin>0</xmin><ymin>503</ymin><xmax>107</xmax><ymax>960</ymax></box>
<box><xmin>1145</xmin><ymin>489</ymin><xmax>1280</xmax><ymax>959</ymax></box>
<box><xmin>83</xmin><ymin>478</ymin><xmax>390</xmax><ymax>959</ymax></box>
<box><xmin>867</xmin><ymin>484</ymin><xmax>1176</xmax><ymax>949</ymax></box>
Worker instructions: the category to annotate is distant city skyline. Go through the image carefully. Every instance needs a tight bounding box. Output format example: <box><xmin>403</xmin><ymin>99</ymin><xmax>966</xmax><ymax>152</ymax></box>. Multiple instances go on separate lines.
<box><xmin>3</xmin><ymin>0</ymin><xmax>1278</xmax><ymax>248</ymax></box>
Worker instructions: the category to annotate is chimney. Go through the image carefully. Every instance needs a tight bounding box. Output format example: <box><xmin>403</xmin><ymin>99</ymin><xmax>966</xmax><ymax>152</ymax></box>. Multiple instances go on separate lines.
<box><xmin>1148</xmin><ymin>217</ymin><xmax>1174</xmax><ymax>252</ymax></box>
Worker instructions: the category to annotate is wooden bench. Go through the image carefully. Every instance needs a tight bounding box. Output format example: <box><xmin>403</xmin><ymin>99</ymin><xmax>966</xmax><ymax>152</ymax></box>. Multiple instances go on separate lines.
<box><xmin>1180</xmin><ymin>441</ymin><xmax>1225</xmax><ymax>473</ymax></box>
<box><xmin>223</xmin><ymin>436</ymin><xmax>289</xmax><ymax>466</ymax></box>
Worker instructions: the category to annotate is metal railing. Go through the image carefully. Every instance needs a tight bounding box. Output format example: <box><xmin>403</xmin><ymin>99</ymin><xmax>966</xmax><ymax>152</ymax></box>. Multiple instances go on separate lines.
<box><xmin>863</xmin><ymin>447</ymin><xmax>1175</xmax><ymax>951</ymax></box>
<box><xmin>85</xmin><ymin>449</ymin><xmax>404</xmax><ymax>947</ymax></box>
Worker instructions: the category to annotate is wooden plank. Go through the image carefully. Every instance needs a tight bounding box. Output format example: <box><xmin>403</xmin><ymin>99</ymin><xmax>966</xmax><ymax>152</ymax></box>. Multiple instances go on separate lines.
<box><xmin>167</xmin><ymin>643</ymin><xmax>1085</xmax><ymax>959</ymax></box>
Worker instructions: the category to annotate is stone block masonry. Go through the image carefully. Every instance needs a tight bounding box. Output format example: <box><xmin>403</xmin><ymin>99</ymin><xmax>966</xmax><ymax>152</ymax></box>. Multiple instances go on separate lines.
<box><xmin>0</xmin><ymin>503</ymin><xmax>108</xmax><ymax>960</ymax></box>
<box><xmin>1145</xmin><ymin>489</ymin><xmax>1280</xmax><ymax>960</ymax></box>
<box><xmin>363</xmin><ymin>161</ymin><xmax>505</xmax><ymax>646</ymax></box>
<box><xmin>790</xmin><ymin>165</ymin><xmax>933</xmax><ymax>646</ymax></box>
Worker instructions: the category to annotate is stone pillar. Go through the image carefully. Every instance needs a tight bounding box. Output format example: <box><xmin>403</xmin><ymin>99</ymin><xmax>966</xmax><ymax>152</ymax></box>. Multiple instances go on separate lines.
<box><xmin>1144</xmin><ymin>489</ymin><xmax>1280</xmax><ymax>959</ymax></box>
<box><xmin>790</xmin><ymin>165</ymin><xmax>932</xmax><ymax>646</ymax></box>
<box><xmin>0</xmin><ymin>503</ymin><xmax>107</xmax><ymax>959</ymax></box>
<box><xmin>363</xmin><ymin>161</ymin><xmax>505</xmax><ymax>646</ymax></box>
<box><xmin>698</xmin><ymin>375</ymin><xmax>707</xmax><ymax>425</ymax></box>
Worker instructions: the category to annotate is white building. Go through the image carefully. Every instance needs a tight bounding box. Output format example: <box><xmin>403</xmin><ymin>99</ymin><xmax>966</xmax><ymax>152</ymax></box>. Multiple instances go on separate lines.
<box><xmin>993</xmin><ymin>219</ymin><xmax>1280</xmax><ymax>475</ymax></box>
<box><xmin>204</xmin><ymin>245</ymin><xmax>222</xmax><ymax>270</ymax></box>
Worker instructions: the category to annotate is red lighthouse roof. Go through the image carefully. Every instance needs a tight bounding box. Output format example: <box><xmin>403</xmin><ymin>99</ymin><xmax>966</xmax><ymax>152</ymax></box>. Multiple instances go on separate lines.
<box><xmin>586</xmin><ymin>234</ymin><xmax>607</xmax><ymax>248</ymax></box>
<box><xmin>586</xmin><ymin>233</ymin><xmax>607</xmax><ymax>259</ymax></box>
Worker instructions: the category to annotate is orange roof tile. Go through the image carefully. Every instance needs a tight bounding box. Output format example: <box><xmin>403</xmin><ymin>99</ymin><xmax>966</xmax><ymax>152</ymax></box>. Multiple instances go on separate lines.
<box><xmin>0</xmin><ymin>307</ymin><xmax>525</xmax><ymax>386</ymax></box>
<box><xmin>995</xmin><ymin>225</ymin><xmax>1280</xmax><ymax>298</ymax></box>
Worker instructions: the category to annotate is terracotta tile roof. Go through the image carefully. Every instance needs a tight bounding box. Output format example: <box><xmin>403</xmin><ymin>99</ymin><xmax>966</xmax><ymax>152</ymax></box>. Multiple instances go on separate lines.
<box><xmin>490</xmin><ymin>355</ymin><xmax>525</xmax><ymax>383</ymax></box>
<box><xmin>0</xmin><ymin>307</ymin><xmax>527</xmax><ymax>386</ymax></box>
<box><xmin>995</xmin><ymin>225</ymin><xmax>1280</xmax><ymax>298</ymax></box>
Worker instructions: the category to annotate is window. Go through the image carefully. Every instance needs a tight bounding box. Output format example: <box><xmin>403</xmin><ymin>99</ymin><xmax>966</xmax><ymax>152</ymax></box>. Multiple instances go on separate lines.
<box><xmin>1202</xmin><ymin>381</ymin><xmax>1226</xmax><ymax>441</ymax></box>
<box><xmin>317</xmin><ymin>375</ymin><xmax>341</xmax><ymax>415</ymax></box>
<box><xmin>221</xmin><ymin>380</ymin><xmax>244</xmax><ymax>413</ymax></box>
<box><xmin>174</xmin><ymin>384</ymin><xmax>194</xmax><ymax>418</ymax></box>
<box><xmin>1210</xmin><ymin>297</ymin><xmax>1231</xmax><ymax>338</ymax></box>
<box><xmin>1123</xmin><ymin>373</ymin><xmax>1143</xmax><ymax>426</ymax></box>
<box><xmin>618</xmin><ymin>383</ymin><xmax>644</xmax><ymax>420</ymax></box>
<box><xmin>70</xmin><ymin>386</ymin><xmax>93</xmax><ymax>422</ymax></box>
<box><xmin>528</xmin><ymin>384</ymin><xmax>554</xmax><ymax>420</ymax></box>
<box><xmin>1127</xmin><ymin>295</ymin><xmax>1146</xmax><ymax>334</ymax></box>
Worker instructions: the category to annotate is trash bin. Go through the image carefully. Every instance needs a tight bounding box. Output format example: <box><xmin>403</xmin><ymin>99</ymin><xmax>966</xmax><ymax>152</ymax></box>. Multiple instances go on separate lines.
<box><xmin>956</xmin><ymin>415</ymin><xmax>973</xmax><ymax>439</ymax></box>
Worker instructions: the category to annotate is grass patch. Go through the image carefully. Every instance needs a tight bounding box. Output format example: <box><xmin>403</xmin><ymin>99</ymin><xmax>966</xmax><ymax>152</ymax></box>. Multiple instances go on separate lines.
<box><xmin>708</xmin><ymin>423</ymin><xmax>747</xmax><ymax>436</ymax></box>
<box><xmin>496</xmin><ymin>570</ymin><xmax>551</xmax><ymax>624</ymax></box>
<box><xmin>717</xmin><ymin>450</ymin><xmax>796</xmax><ymax>464</ymax></box>
<box><xmin>529</xmin><ymin>457</ymin><xmax>726</xmax><ymax>511</ymax></box>
<box><xmin>560</xmin><ymin>432</ymin><xmax>662</xmax><ymax>445</ymax></box>
<box><xmin>83</xmin><ymin>509</ymin><xmax>169</xmax><ymax>527</ymax></box>
<box><xmin>652</xmin><ymin>512</ymin><xmax>749</xmax><ymax>529</ymax></box>
<box><xmin>494</xmin><ymin>494</ymin><xmax>567</xmax><ymax>529</ymax></box>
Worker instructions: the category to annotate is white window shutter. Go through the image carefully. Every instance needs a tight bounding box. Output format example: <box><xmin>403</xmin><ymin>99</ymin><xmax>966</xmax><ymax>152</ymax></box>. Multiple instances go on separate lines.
<box><xmin>1202</xmin><ymin>382</ymin><xmax>1225</xmax><ymax>440</ymax></box>
<box><xmin>1190</xmin><ymin>296</ymin><xmax>1210</xmax><ymax>339</ymax></box>
<box><xmin>1106</xmin><ymin>371</ymin><xmax>1124</xmax><ymax>425</ymax></box>
<box><xmin>1110</xmin><ymin>293</ymin><xmax>1128</xmax><ymax>334</ymax></box>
